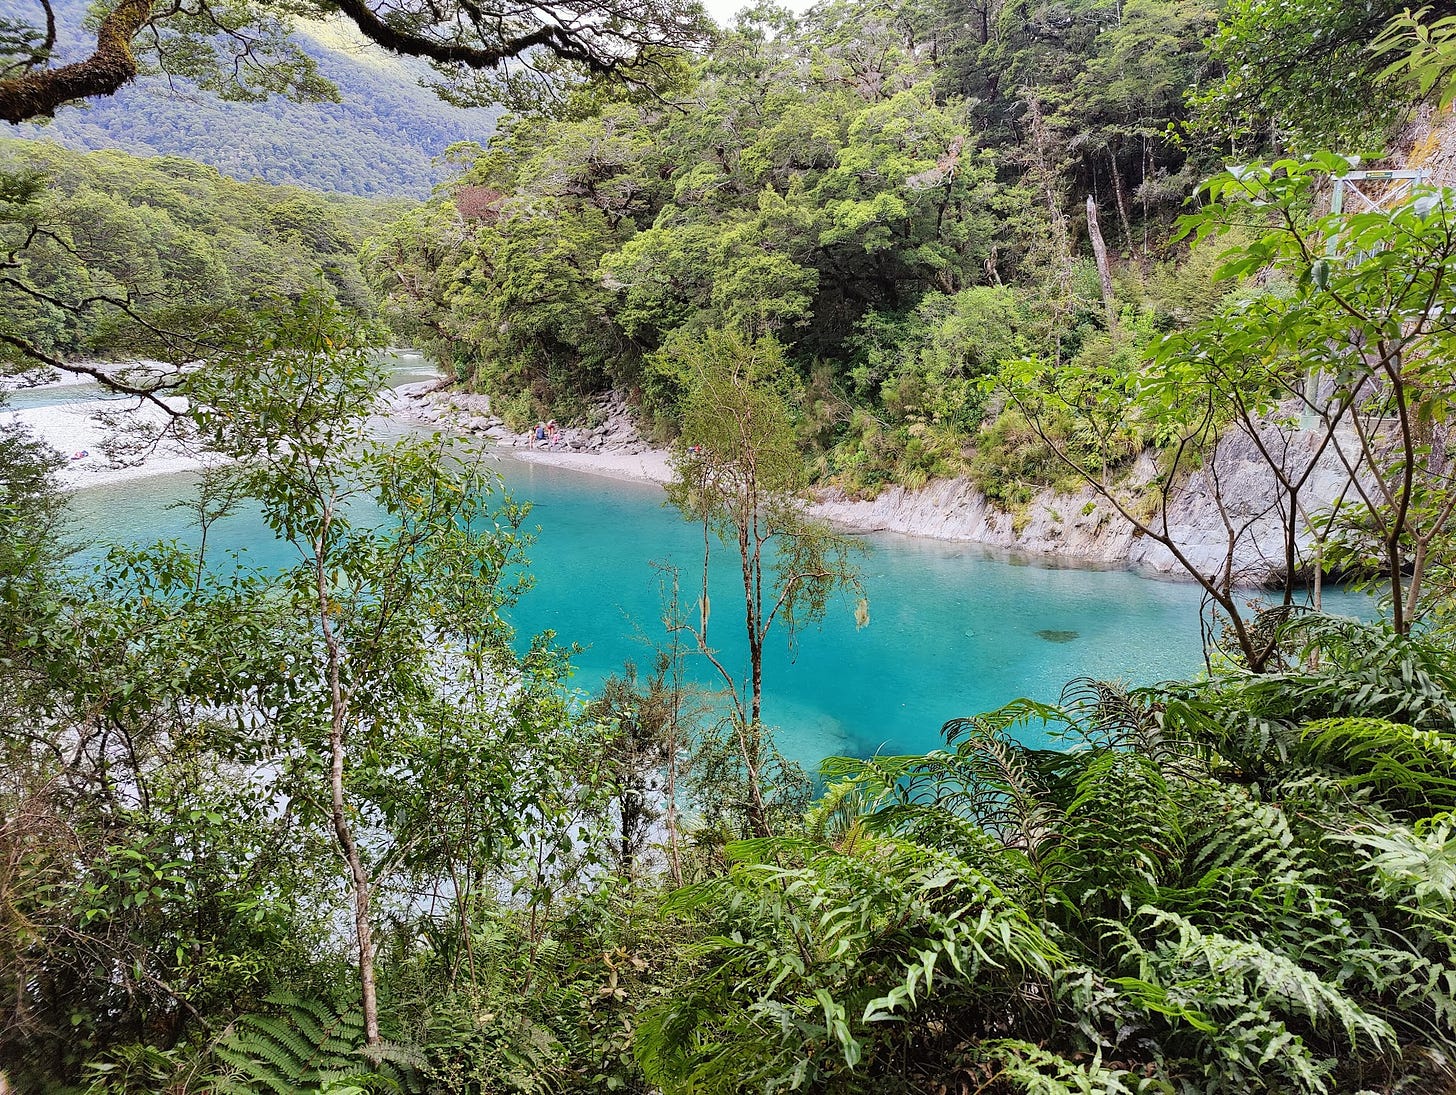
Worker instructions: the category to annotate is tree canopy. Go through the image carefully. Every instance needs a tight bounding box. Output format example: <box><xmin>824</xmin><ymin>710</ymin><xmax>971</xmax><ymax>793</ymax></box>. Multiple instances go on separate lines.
<box><xmin>0</xmin><ymin>0</ymin><xmax>711</xmax><ymax>125</ymax></box>
<box><xmin>0</xmin><ymin>138</ymin><xmax>397</xmax><ymax>369</ymax></box>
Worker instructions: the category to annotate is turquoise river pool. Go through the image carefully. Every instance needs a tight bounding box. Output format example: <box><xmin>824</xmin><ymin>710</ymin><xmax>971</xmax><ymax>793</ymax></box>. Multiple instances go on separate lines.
<box><xmin>64</xmin><ymin>448</ymin><xmax>1219</xmax><ymax>769</ymax></box>
<box><xmin>35</xmin><ymin>352</ymin><xmax>1352</xmax><ymax>768</ymax></box>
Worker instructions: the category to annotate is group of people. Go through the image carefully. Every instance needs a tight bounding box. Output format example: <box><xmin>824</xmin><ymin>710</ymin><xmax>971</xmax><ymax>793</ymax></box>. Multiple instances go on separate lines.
<box><xmin>532</xmin><ymin>419</ymin><xmax>562</xmax><ymax>449</ymax></box>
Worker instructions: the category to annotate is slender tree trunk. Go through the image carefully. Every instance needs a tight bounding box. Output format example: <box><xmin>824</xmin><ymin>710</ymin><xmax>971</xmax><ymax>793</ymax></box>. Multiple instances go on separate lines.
<box><xmin>741</xmin><ymin>574</ymin><xmax>770</xmax><ymax>839</ymax></box>
<box><xmin>739</xmin><ymin>488</ymin><xmax>772</xmax><ymax>839</ymax></box>
<box><xmin>1107</xmin><ymin>151</ymin><xmax>1135</xmax><ymax>252</ymax></box>
<box><xmin>1023</xmin><ymin>93</ymin><xmax>1075</xmax><ymax>360</ymax></box>
<box><xmin>1282</xmin><ymin>489</ymin><xmax>1299</xmax><ymax>609</ymax></box>
<box><xmin>1404</xmin><ymin>540</ymin><xmax>1427</xmax><ymax>631</ymax></box>
<box><xmin>1388</xmin><ymin>367</ymin><xmax>1416</xmax><ymax>636</ymax></box>
<box><xmin>663</xmin><ymin>654</ymin><xmax>684</xmax><ymax>887</ymax></box>
<box><xmin>1313</xmin><ymin>537</ymin><xmax>1323</xmax><ymax>612</ymax></box>
<box><xmin>659</xmin><ymin>575</ymin><xmax>689</xmax><ymax>886</ymax></box>
<box><xmin>316</xmin><ymin>523</ymin><xmax>380</xmax><ymax>1045</ymax></box>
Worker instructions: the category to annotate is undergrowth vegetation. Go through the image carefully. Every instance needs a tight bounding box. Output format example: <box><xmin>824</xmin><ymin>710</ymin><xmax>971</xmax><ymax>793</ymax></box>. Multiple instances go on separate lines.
<box><xmin>636</xmin><ymin>616</ymin><xmax>1456</xmax><ymax>1093</ymax></box>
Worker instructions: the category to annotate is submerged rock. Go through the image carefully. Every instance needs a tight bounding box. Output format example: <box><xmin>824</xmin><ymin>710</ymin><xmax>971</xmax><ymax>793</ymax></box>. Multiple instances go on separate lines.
<box><xmin>1035</xmin><ymin>629</ymin><xmax>1080</xmax><ymax>643</ymax></box>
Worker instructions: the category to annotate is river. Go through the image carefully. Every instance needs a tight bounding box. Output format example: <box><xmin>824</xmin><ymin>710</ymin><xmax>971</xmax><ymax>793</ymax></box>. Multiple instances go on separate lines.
<box><xmin>27</xmin><ymin>354</ymin><xmax>1330</xmax><ymax>767</ymax></box>
<box><xmin>61</xmin><ymin>451</ymin><xmax>1216</xmax><ymax>769</ymax></box>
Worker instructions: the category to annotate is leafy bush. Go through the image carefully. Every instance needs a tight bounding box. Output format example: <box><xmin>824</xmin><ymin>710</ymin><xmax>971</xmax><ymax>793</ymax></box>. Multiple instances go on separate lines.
<box><xmin>637</xmin><ymin>619</ymin><xmax>1456</xmax><ymax>1094</ymax></box>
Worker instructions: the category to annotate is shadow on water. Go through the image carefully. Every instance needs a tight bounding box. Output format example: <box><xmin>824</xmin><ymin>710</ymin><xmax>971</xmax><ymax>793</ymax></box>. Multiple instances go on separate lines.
<box><xmin>1036</xmin><ymin>629</ymin><xmax>1081</xmax><ymax>643</ymax></box>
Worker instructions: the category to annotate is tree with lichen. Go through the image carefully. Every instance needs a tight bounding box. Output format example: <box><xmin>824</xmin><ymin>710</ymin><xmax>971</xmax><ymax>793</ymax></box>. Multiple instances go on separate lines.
<box><xmin>0</xmin><ymin>0</ymin><xmax>708</xmax><ymax>126</ymax></box>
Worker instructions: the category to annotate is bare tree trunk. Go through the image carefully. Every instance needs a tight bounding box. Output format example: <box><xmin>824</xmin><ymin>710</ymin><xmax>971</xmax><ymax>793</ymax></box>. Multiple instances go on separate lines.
<box><xmin>663</xmin><ymin>655</ymin><xmax>684</xmax><ymax>887</ymax></box>
<box><xmin>655</xmin><ymin>580</ymin><xmax>689</xmax><ymax>887</ymax></box>
<box><xmin>686</xmin><ymin>508</ymin><xmax>773</xmax><ymax>841</ymax></box>
<box><xmin>742</xmin><ymin>492</ymin><xmax>772</xmax><ymax>839</ymax></box>
<box><xmin>736</xmin><ymin>717</ymin><xmax>771</xmax><ymax>839</ymax></box>
<box><xmin>741</xmin><ymin>565</ymin><xmax>771</xmax><ymax>839</ymax></box>
<box><xmin>1086</xmin><ymin>195</ymin><xmax>1118</xmax><ymax>342</ymax></box>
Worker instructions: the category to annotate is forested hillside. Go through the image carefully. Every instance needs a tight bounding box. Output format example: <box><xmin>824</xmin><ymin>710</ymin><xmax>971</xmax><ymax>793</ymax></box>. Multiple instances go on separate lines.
<box><xmin>0</xmin><ymin>139</ymin><xmax>400</xmax><ymax>364</ymax></box>
<box><xmin>369</xmin><ymin>0</ymin><xmax>1427</xmax><ymax>495</ymax></box>
<box><xmin>18</xmin><ymin>3</ymin><xmax>499</xmax><ymax>197</ymax></box>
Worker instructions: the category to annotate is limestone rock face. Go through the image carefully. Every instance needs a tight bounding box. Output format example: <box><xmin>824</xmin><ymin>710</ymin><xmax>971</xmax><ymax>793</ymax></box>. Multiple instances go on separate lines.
<box><xmin>809</xmin><ymin>478</ymin><xmax>1137</xmax><ymax>569</ymax></box>
<box><xmin>1125</xmin><ymin>423</ymin><xmax>1361</xmax><ymax>583</ymax></box>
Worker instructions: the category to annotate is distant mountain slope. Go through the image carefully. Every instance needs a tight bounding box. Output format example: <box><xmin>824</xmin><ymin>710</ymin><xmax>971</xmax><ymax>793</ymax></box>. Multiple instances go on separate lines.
<box><xmin>19</xmin><ymin>11</ymin><xmax>499</xmax><ymax>198</ymax></box>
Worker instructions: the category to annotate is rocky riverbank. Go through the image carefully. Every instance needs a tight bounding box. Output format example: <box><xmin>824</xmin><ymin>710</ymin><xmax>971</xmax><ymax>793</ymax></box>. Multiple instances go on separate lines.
<box><xmin>812</xmin><ymin>422</ymin><xmax>1358</xmax><ymax>584</ymax></box>
<box><xmin>392</xmin><ymin>383</ymin><xmax>1358</xmax><ymax>586</ymax></box>
<box><xmin>383</xmin><ymin>381</ymin><xmax>653</xmax><ymax>455</ymax></box>
<box><xmin>381</xmin><ymin>381</ymin><xmax>674</xmax><ymax>484</ymax></box>
<box><xmin>18</xmin><ymin>368</ymin><xmax>1348</xmax><ymax>585</ymax></box>
<box><xmin>392</xmin><ymin>383</ymin><xmax>1152</xmax><ymax>570</ymax></box>
<box><xmin>809</xmin><ymin>476</ymin><xmax>1139</xmax><ymax>570</ymax></box>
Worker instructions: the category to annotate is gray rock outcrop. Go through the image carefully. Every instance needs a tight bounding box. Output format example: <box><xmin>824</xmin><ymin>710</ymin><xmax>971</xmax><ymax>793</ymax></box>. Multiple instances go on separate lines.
<box><xmin>812</xmin><ymin>418</ymin><xmax>1362</xmax><ymax>585</ymax></box>
<box><xmin>383</xmin><ymin>384</ymin><xmax>651</xmax><ymax>455</ymax></box>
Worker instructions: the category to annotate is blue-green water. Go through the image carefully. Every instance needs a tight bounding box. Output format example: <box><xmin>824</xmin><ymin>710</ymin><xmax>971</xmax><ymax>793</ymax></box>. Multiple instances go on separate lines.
<box><xmin>63</xmin><ymin>450</ymin><xmax>1216</xmax><ymax>768</ymax></box>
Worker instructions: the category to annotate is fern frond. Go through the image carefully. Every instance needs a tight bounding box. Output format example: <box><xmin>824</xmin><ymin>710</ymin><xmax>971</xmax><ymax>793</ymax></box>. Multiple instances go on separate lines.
<box><xmin>1339</xmin><ymin>814</ymin><xmax>1456</xmax><ymax>910</ymax></box>
<box><xmin>963</xmin><ymin>1039</ymin><xmax>1172</xmax><ymax>1095</ymax></box>
<box><xmin>203</xmin><ymin>996</ymin><xmax>424</xmax><ymax>1095</ymax></box>
<box><xmin>1300</xmin><ymin>717</ymin><xmax>1456</xmax><ymax>811</ymax></box>
<box><xmin>1047</xmin><ymin>750</ymin><xmax>1181</xmax><ymax>916</ymax></box>
<box><xmin>1134</xmin><ymin>907</ymin><xmax>1398</xmax><ymax>1053</ymax></box>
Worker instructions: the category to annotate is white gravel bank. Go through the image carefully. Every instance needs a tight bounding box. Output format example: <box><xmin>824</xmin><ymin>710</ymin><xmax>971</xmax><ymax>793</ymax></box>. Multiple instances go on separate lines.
<box><xmin>2</xmin><ymin>397</ymin><xmax>214</xmax><ymax>489</ymax></box>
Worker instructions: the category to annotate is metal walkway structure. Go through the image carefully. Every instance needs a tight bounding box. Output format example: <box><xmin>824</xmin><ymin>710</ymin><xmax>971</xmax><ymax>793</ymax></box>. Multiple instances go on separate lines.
<box><xmin>1329</xmin><ymin>168</ymin><xmax>1426</xmax><ymax>216</ymax></box>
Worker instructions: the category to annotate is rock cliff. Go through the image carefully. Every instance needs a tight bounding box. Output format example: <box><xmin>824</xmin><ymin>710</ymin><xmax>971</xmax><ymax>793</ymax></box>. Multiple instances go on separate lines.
<box><xmin>810</xmin><ymin>419</ymin><xmax>1361</xmax><ymax>584</ymax></box>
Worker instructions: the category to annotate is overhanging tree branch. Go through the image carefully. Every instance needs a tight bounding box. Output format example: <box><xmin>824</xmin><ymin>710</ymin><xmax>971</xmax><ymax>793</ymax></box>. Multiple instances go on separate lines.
<box><xmin>0</xmin><ymin>0</ymin><xmax>155</xmax><ymax>124</ymax></box>
<box><xmin>326</xmin><ymin>0</ymin><xmax>599</xmax><ymax>71</ymax></box>
<box><xmin>1</xmin><ymin>0</ymin><xmax>706</xmax><ymax>125</ymax></box>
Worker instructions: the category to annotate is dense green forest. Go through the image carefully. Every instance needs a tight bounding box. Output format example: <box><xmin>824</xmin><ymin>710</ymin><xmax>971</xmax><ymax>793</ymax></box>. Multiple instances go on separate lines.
<box><xmin>16</xmin><ymin>1</ymin><xmax>500</xmax><ymax>197</ymax></box>
<box><xmin>368</xmin><ymin>0</ymin><xmax>1427</xmax><ymax>497</ymax></box>
<box><xmin>0</xmin><ymin>138</ymin><xmax>401</xmax><ymax>364</ymax></box>
<box><xmin>5</xmin><ymin>0</ymin><xmax>1456</xmax><ymax>1092</ymax></box>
